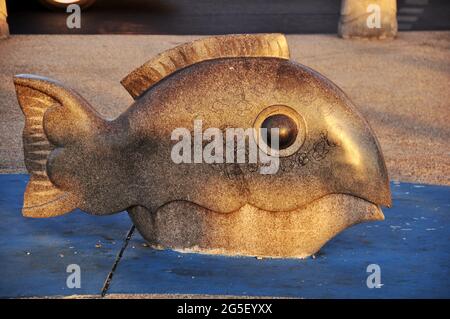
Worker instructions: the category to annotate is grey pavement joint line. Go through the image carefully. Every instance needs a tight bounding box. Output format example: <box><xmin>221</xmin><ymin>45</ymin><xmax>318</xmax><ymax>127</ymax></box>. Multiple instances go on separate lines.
<box><xmin>399</xmin><ymin>7</ymin><xmax>424</xmax><ymax>15</ymax></box>
<box><xmin>398</xmin><ymin>15</ymin><xmax>419</xmax><ymax>23</ymax></box>
<box><xmin>398</xmin><ymin>23</ymin><xmax>413</xmax><ymax>30</ymax></box>
<box><xmin>101</xmin><ymin>225</ymin><xmax>136</xmax><ymax>297</ymax></box>
<box><xmin>405</xmin><ymin>0</ymin><xmax>428</xmax><ymax>5</ymax></box>
<box><xmin>398</xmin><ymin>0</ymin><xmax>428</xmax><ymax>30</ymax></box>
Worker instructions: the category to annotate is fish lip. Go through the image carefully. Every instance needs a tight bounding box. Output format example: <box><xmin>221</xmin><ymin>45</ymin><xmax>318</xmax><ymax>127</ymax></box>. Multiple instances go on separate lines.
<box><xmin>248</xmin><ymin>193</ymin><xmax>387</xmax><ymax>214</ymax></box>
<box><xmin>149</xmin><ymin>192</ymin><xmax>387</xmax><ymax>217</ymax></box>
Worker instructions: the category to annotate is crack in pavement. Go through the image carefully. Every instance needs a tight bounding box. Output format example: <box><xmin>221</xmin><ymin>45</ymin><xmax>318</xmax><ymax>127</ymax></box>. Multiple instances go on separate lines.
<box><xmin>101</xmin><ymin>224</ymin><xmax>135</xmax><ymax>297</ymax></box>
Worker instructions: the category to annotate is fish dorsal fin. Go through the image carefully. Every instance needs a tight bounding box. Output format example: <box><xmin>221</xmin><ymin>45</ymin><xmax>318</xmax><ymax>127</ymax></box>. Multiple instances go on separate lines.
<box><xmin>121</xmin><ymin>33</ymin><xmax>290</xmax><ymax>99</ymax></box>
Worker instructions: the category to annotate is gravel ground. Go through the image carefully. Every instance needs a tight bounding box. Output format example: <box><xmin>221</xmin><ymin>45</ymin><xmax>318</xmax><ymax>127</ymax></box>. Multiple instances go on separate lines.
<box><xmin>0</xmin><ymin>32</ymin><xmax>449</xmax><ymax>185</ymax></box>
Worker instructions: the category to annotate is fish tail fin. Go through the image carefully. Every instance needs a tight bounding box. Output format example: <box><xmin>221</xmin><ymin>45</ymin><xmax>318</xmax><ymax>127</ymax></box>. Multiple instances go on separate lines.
<box><xmin>13</xmin><ymin>74</ymin><xmax>102</xmax><ymax>217</ymax></box>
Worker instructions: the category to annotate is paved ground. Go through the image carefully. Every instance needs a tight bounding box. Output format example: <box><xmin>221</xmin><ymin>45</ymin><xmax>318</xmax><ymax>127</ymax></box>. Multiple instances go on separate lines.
<box><xmin>0</xmin><ymin>32</ymin><xmax>449</xmax><ymax>185</ymax></box>
<box><xmin>1</xmin><ymin>174</ymin><xmax>449</xmax><ymax>298</ymax></box>
<box><xmin>5</xmin><ymin>0</ymin><xmax>450</xmax><ymax>34</ymax></box>
<box><xmin>0</xmin><ymin>32</ymin><xmax>448</xmax><ymax>299</ymax></box>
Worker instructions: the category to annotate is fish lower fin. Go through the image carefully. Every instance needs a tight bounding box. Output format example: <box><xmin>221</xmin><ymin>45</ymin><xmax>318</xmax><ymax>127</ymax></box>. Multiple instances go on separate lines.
<box><xmin>13</xmin><ymin>74</ymin><xmax>101</xmax><ymax>217</ymax></box>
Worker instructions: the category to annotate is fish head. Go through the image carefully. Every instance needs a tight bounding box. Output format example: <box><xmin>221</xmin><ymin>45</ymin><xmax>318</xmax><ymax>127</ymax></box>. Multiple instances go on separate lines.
<box><xmin>126</xmin><ymin>56</ymin><xmax>392</xmax><ymax>257</ymax></box>
<box><xmin>126</xmin><ymin>57</ymin><xmax>391</xmax><ymax>217</ymax></box>
<box><xmin>241</xmin><ymin>60</ymin><xmax>392</xmax><ymax>212</ymax></box>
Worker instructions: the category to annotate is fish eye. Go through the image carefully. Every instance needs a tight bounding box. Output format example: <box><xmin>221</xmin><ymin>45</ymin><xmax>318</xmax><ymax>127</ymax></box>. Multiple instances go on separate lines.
<box><xmin>261</xmin><ymin>114</ymin><xmax>298</xmax><ymax>150</ymax></box>
<box><xmin>254</xmin><ymin>105</ymin><xmax>306</xmax><ymax>157</ymax></box>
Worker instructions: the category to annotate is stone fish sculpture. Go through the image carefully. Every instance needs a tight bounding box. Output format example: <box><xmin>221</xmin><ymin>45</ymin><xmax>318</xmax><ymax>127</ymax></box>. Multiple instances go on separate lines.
<box><xmin>14</xmin><ymin>34</ymin><xmax>391</xmax><ymax>258</ymax></box>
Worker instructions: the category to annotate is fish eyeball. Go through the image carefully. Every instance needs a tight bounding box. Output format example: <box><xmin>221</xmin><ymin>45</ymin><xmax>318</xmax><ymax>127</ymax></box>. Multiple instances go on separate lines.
<box><xmin>261</xmin><ymin>114</ymin><xmax>298</xmax><ymax>150</ymax></box>
<box><xmin>254</xmin><ymin>104</ymin><xmax>306</xmax><ymax>157</ymax></box>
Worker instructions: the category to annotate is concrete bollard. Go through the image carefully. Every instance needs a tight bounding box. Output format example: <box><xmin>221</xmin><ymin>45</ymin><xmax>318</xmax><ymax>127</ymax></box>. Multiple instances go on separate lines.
<box><xmin>338</xmin><ymin>0</ymin><xmax>397</xmax><ymax>39</ymax></box>
<box><xmin>0</xmin><ymin>0</ymin><xmax>8</xmax><ymax>39</ymax></box>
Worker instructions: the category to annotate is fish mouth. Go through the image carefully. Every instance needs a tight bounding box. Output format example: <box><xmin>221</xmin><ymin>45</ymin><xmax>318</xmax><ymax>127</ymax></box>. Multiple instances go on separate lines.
<box><xmin>128</xmin><ymin>193</ymin><xmax>384</xmax><ymax>258</ymax></box>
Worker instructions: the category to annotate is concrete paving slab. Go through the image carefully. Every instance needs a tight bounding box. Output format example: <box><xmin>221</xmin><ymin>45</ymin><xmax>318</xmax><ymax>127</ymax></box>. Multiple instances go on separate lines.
<box><xmin>107</xmin><ymin>181</ymin><xmax>450</xmax><ymax>298</ymax></box>
<box><xmin>0</xmin><ymin>174</ymin><xmax>132</xmax><ymax>298</ymax></box>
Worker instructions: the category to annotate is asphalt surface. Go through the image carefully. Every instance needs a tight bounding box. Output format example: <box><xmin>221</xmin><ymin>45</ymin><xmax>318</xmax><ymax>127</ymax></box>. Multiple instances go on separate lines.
<box><xmin>5</xmin><ymin>0</ymin><xmax>450</xmax><ymax>35</ymax></box>
<box><xmin>1</xmin><ymin>32</ymin><xmax>449</xmax><ymax>185</ymax></box>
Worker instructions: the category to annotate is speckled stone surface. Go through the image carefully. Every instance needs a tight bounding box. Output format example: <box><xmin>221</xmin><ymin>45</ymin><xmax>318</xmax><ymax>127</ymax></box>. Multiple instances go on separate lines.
<box><xmin>10</xmin><ymin>35</ymin><xmax>391</xmax><ymax>257</ymax></box>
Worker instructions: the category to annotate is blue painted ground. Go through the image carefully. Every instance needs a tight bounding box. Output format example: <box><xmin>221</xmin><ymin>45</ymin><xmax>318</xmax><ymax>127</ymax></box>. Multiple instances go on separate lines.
<box><xmin>0</xmin><ymin>174</ymin><xmax>449</xmax><ymax>298</ymax></box>
<box><xmin>0</xmin><ymin>174</ymin><xmax>132</xmax><ymax>298</ymax></box>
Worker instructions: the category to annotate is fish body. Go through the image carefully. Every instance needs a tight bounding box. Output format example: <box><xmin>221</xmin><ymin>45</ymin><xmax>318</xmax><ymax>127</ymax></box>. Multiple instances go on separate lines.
<box><xmin>14</xmin><ymin>34</ymin><xmax>391</xmax><ymax>258</ymax></box>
